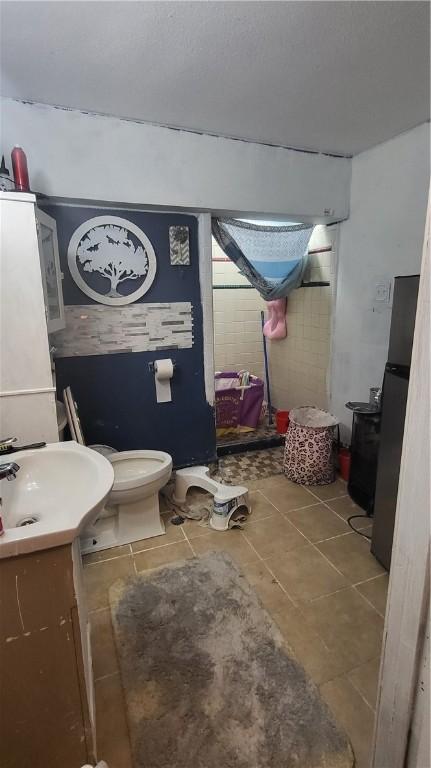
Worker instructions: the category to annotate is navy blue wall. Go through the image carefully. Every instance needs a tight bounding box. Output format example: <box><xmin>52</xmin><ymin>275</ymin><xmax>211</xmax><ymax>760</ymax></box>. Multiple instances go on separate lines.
<box><xmin>43</xmin><ymin>203</ymin><xmax>216</xmax><ymax>467</ymax></box>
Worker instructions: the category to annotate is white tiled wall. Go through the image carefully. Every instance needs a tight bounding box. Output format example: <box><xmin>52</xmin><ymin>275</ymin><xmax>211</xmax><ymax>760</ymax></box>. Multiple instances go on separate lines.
<box><xmin>268</xmin><ymin>225</ymin><xmax>337</xmax><ymax>412</ymax></box>
<box><xmin>212</xmin><ymin>225</ymin><xmax>337</xmax><ymax>409</ymax></box>
<box><xmin>212</xmin><ymin>239</ymin><xmax>266</xmax><ymax>379</ymax></box>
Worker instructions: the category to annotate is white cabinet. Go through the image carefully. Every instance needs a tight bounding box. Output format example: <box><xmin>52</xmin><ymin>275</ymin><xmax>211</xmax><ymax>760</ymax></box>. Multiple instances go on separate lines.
<box><xmin>0</xmin><ymin>191</ymin><xmax>58</xmax><ymax>444</ymax></box>
<box><xmin>36</xmin><ymin>208</ymin><xmax>65</xmax><ymax>333</ymax></box>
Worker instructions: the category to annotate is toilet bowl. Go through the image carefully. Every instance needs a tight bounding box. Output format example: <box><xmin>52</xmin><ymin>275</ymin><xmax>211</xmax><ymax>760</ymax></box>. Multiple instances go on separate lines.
<box><xmin>63</xmin><ymin>388</ymin><xmax>173</xmax><ymax>554</ymax></box>
<box><xmin>108</xmin><ymin>449</ymin><xmax>172</xmax><ymax>537</ymax></box>
<box><xmin>81</xmin><ymin>450</ymin><xmax>172</xmax><ymax>554</ymax></box>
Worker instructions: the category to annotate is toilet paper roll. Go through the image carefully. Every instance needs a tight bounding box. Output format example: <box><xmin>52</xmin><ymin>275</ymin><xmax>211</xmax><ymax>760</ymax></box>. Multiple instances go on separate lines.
<box><xmin>154</xmin><ymin>358</ymin><xmax>174</xmax><ymax>403</ymax></box>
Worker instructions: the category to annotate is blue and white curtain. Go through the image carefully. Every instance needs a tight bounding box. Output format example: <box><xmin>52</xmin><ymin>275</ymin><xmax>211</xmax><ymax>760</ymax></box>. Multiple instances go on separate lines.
<box><xmin>212</xmin><ymin>218</ymin><xmax>314</xmax><ymax>301</ymax></box>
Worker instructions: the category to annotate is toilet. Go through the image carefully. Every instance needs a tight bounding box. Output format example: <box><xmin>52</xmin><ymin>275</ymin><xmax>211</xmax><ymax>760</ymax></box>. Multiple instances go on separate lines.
<box><xmin>63</xmin><ymin>387</ymin><xmax>172</xmax><ymax>554</ymax></box>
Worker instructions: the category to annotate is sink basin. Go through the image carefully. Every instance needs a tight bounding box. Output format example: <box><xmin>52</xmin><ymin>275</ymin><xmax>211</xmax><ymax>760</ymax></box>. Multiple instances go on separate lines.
<box><xmin>0</xmin><ymin>441</ymin><xmax>114</xmax><ymax>558</ymax></box>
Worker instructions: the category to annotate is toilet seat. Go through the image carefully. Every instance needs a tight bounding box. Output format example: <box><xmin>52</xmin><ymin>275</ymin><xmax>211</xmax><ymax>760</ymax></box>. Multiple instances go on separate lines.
<box><xmin>109</xmin><ymin>450</ymin><xmax>172</xmax><ymax>491</ymax></box>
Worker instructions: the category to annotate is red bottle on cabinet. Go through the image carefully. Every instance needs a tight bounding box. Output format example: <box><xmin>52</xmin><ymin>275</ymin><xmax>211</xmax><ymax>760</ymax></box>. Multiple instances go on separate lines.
<box><xmin>11</xmin><ymin>146</ymin><xmax>30</xmax><ymax>191</ymax></box>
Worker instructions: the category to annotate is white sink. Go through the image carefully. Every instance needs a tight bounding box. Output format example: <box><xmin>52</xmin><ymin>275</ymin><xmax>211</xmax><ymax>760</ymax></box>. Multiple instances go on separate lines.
<box><xmin>0</xmin><ymin>441</ymin><xmax>114</xmax><ymax>558</ymax></box>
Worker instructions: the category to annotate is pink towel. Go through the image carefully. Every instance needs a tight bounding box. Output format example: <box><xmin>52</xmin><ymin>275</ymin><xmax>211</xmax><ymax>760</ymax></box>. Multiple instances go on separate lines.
<box><xmin>263</xmin><ymin>298</ymin><xmax>287</xmax><ymax>339</ymax></box>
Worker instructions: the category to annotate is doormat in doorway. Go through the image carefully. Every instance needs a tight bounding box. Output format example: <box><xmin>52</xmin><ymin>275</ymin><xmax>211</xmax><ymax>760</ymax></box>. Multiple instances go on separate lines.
<box><xmin>110</xmin><ymin>552</ymin><xmax>353</xmax><ymax>768</ymax></box>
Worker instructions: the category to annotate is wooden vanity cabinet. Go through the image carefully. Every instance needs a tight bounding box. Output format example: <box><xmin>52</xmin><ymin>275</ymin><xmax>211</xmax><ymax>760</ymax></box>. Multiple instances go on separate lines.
<box><xmin>0</xmin><ymin>542</ymin><xmax>95</xmax><ymax>768</ymax></box>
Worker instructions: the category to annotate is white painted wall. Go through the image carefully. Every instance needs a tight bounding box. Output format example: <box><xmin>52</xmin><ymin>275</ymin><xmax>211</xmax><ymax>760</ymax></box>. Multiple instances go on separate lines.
<box><xmin>1</xmin><ymin>99</ymin><xmax>350</xmax><ymax>221</ymax></box>
<box><xmin>331</xmin><ymin>123</ymin><xmax>430</xmax><ymax>436</ymax></box>
<box><xmin>407</xmin><ymin>607</ymin><xmax>430</xmax><ymax>768</ymax></box>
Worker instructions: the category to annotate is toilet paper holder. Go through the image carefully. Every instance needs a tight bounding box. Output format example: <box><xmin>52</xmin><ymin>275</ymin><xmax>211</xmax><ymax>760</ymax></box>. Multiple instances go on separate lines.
<box><xmin>148</xmin><ymin>360</ymin><xmax>176</xmax><ymax>372</ymax></box>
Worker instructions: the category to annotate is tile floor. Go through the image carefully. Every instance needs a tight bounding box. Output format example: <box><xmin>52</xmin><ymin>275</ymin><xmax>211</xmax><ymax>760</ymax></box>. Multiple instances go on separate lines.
<box><xmin>83</xmin><ymin>470</ymin><xmax>386</xmax><ymax>768</ymax></box>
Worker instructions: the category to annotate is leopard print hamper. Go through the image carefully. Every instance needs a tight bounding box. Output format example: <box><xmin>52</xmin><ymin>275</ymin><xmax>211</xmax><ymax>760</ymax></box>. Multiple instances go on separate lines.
<box><xmin>283</xmin><ymin>406</ymin><xmax>339</xmax><ymax>485</ymax></box>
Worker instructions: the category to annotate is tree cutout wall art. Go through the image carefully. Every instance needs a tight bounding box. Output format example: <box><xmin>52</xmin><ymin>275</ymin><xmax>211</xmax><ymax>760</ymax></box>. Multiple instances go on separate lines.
<box><xmin>77</xmin><ymin>225</ymin><xmax>148</xmax><ymax>297</ymax></box>
<box><xmin>67</xmin><ymin>216</ymin><xmax>157</xmax><ymax>305</ymax></box>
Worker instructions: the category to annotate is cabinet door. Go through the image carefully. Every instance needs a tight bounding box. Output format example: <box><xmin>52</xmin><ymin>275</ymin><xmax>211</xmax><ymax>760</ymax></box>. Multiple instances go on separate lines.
<box><xmin>36</xmin><ymin>208</ymin><xmax>65</xmax><ymax>332</ymax></box>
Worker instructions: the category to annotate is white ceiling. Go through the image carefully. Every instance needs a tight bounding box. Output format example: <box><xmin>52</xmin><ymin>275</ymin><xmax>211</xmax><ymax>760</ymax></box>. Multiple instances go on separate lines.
<box><xmin>1</xmin><ymin>1</ymin><xmax>429</xmax><ymax>156</ymax></box>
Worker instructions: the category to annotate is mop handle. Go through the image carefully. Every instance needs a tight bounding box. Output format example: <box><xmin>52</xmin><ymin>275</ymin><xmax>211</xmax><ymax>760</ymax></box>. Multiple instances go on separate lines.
<box><xmin>261</xmin><ymin>310</ymin><xmax>273</xmax><ymax>425</ymax></box>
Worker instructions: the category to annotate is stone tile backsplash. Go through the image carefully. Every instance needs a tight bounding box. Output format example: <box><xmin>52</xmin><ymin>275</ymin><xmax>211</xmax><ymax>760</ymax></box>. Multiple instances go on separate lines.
<box><xmin>53</xmin><ymin>303</ymin><xmax>193</xmax><ymax>357</ymax></box>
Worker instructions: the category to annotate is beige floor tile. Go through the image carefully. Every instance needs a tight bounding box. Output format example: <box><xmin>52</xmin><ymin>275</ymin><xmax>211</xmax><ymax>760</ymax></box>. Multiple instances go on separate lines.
<box><xmin>305</xmin><ymin>478</ymin><xmax>348</xmax><ymax>501</ymax></box>
<box><xmin>274</xmin><ymin>605</ymin><xmax>346</xmax><ymax>684</ymax></box>
<box><xmin>133</xmin><ymin>540</ymin><xmax>194</xmax><ymax>572</ymax></box>
<box><xmin>326</xmin><ymin>496</ymin><xmax>372</xmax><ymax>530</ymax></box>
<box><xmin>131</xmin><ymin>516</ymin><xmax>185</xmax><ymax>552</ymax></box>
<box><xmin>356</xmin><ymin>574</ymin><xmax>389</xmax><ymax>617</ymax></box>
<box><xmin>246</xmin><ymin>476</ymin><xmax>281</xmax><ymax>491</ymax></box>
<box><xmin>191</xmin><ymin>529</ymin><xmax>258</xmax><ymax>565</ymax></box>
<box><xmin>84</xmin><ymin>555</ymin><xmax>135</xmax><ymax>611</ymax></box>
<box><xmin>287</xmin><ymin>503</ymin><xmax>349</xmax><ymax>542</ymax></box>
<box><xmin>348</xmin><ymin>657</ymin><xmax>381</xmax><ymax>711</ymax></box>
<box><xmin>244</xmin><ymin>515</ymin><xmax>307</xmax><ymax>558</ymax></box>
<box><xmin>90</xmin><ymin>608</ymin><xmax>119</xmax><ymax>680</ymax></box>
<box><xmin>317</xmin><ymin>533</ymin><xmax>385</xmax><ymax>584</ymax></box>
<box><xmin>248</xmin><ymin>490</ymin><xmax>282</xmax><ymax>521</ymax></box>
<box><xmin>95</xmin><ymin>673</ymin><xmax>132</xmax><ymax>768</ymax></box>
<box><xmin>301</xmin><ymin>587</ymin><xmax>383</xmax><ymax>672</ymax></box>
<box><xmin>267</xmin><ymin>544</ymin><xmax>349</xmax><ymax>603</ymax></box>
<box><xmin>258</xmin><ymin>476</ymin><xmax>316</xmax><ymax>512</ymax></box>
<box><xmin>83</xmin><ymin>544</ymin><xmax>131</xmax><ymax>565</ymax></box>
<box><xmin>320</xmin><ymin>675</ymin><xmax>375</xmax><ymax>768</ymax></box>
<box><xmin>179</xmin><ymin>517</ymin><xmax>212</xmax><ymax>540</ymax></box>
<box><xmin>241</xmin><ymin>561</ymin><xmax>293</xmax><ymax>614</ymax></box>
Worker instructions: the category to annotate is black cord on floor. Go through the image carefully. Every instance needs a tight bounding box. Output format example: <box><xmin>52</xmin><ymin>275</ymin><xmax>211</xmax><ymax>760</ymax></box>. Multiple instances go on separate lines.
<box><xmin>347</xmin><ymin>514</ymin><xmax>372</xmax><ymax>541</ymax></box>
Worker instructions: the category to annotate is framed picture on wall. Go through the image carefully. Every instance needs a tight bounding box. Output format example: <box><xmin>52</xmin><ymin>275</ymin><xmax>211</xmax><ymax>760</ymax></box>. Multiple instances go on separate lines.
<box><xmin>169</xmin><ymin>225</ymin><xmax>190</xmax><ymax>266</ymax></box>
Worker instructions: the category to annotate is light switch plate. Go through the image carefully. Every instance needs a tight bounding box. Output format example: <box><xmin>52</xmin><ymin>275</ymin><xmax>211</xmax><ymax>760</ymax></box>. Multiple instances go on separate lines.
<box><xmin>374</xmin><ymin>280</ymin><xmax>391</xmax><ymax>303</ymax></box>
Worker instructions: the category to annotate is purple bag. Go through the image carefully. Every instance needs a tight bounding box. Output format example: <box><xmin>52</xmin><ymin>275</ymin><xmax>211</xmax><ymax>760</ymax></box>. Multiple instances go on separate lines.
<box><xmin>215</xmin><ymin>388</ymin><xmax>242</xmax><ymax>429</ymax></box>
<box><xmin>215</xmin><ymin>372</ymin><xmax>264</xmax><ymax>430</ymax></box>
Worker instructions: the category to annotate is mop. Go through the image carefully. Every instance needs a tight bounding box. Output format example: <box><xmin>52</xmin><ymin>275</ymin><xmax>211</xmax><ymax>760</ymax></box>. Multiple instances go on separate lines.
<box><xmin>261</xmin><ymin>310</ymin><xmax>273</xmax><ymax>425</ymax></box>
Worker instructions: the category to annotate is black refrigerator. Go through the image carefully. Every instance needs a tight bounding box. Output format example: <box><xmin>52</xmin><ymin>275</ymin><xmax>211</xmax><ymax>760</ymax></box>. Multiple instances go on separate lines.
<box><xmin>371</xmin><ymin>275</ymin><xmax>419</xmax><ymax>570</ymax></box>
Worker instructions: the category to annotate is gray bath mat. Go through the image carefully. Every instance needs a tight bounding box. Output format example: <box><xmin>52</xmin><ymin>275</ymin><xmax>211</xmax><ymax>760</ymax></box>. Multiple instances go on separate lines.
<box><xmin>109</xmin><ymin>552</ymin><xmax>353</xmax><ymax>768</ymax></box>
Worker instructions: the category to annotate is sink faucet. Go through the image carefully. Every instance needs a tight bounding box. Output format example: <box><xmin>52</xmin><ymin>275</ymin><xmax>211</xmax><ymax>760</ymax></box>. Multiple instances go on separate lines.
<box><xmin>0</xmin><ymin>461</ymin><xmax>20</xmax><ymax>536</ymax></box>
<box><xmin>0</xmin><ymin>462</ymin><xmax>20</xmax><ymax>481</ymax></box>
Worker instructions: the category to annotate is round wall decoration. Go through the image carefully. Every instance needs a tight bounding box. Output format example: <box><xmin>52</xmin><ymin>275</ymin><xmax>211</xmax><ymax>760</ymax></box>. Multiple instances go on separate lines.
<box><xmin>67</xmin><ymin>215</ymin><xmax>157</xmax><ymax>305</ymax></box>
